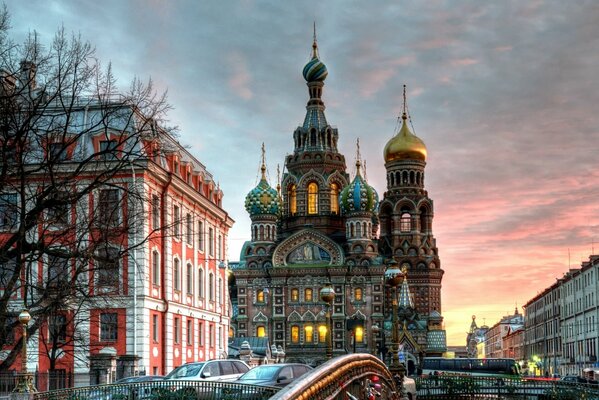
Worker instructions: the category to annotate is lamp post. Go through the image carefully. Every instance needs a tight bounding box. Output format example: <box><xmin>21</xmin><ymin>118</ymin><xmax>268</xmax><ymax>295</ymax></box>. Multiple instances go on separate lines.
<box><xmin>319</xmin><ymin>285</ymin><xmax>335</xmax><ymax>360</ymax></box>
<box><xmin>13</xmin><ymin>309</ymin><xmax>36</xmax><ymax>395</ymax></box>
<box><xmin>385</xmin><ymin>260</ymin><xmax>407</xmax><ymax>399</ymax></box>
<box><xmin>371</xmin><ymin>323</ymin><xmax>380</xmax><ymax>357</ymax></box>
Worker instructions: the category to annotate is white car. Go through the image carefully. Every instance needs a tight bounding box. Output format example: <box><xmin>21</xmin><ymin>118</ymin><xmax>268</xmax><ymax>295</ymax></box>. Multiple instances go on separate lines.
<box><xmin>164</xmin><ymin>360</ymin><xmax>250</xmax><ymax>382</ymax></box>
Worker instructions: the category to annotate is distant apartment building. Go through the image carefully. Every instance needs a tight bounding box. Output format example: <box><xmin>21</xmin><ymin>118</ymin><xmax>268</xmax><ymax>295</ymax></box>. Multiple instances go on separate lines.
<box><xmin>483</xmin><ymin>309</ymin><xmax>523</xmax><ymax>359</ymax></box>
<box><xmin>523</xmin><ymin>279</ymin><xmax>561</xmax><ymax>376</ymax></box>
<box><xmin>523</xmin><ymin>255</ymin><xmax>599</xmax><ymax>377</ymax></box>
<box><xmin>503</xmin><ymin>326</ymin><xmax>524</xmax><ymax>364</ymax></box>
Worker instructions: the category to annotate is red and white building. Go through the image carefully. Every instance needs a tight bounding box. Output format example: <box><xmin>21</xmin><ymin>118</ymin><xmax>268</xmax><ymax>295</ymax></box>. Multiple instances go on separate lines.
<box><xmin>0</xmin><ymin>70</ymin><xmax>233</xmax><ymax>387</ymax></box>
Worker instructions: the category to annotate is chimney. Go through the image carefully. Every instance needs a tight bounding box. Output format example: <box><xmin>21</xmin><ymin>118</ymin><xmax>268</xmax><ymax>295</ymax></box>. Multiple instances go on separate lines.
<box><xmin>19</xmin><ymin>60</ymin><xmax>37</xmax><ymax>91</ymax></box>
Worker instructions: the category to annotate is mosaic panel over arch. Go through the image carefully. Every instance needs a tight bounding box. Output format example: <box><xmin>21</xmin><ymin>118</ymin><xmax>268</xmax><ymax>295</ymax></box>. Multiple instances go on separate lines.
<box><xmin>272</xmin><ymin>229</ymin><xmax>344</xmax><ymax>267</ymax></box>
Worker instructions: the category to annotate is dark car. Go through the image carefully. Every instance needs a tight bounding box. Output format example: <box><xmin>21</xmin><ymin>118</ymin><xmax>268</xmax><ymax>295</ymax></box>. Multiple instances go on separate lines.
<box><xmin>236</xmin><ymin>363</ymin><xmax>313</xmax><ymax>388</ymax></box>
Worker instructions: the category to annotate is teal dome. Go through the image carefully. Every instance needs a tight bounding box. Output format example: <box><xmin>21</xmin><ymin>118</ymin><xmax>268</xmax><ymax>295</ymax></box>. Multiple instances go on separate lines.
<box><xmin>339</xmin><ymin>169</ymin><xmax>378</xmax><ymax>214</ymax></box>
<box><xmin>303</xmin><ymin>56</ymin><xmax>328</xmax><ymax>82</ymax></box>
<box><xmin>245</xmin><ymin>177</ymin><xmax>280</xmax><ymax>216</ymax></box>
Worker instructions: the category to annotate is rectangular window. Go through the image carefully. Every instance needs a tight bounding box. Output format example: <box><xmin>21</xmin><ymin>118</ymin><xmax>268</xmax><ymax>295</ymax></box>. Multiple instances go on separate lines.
<box><xmin>187</xmin><ymin>319</ymin><xmax>193</xmax><ymax>345</ymax></box>
<box><xmin>48</xmin><ymin>142</ymin><xmax>67</xmax><ymax>162</ymax></box>
<box><xmin>173</xmin><ymin>205</ymin><xmax>180</xmax><ymax>238</ymax></box>
<box><xmin>208</xmin><ymin>227</ymin><xmax>214</xmax><ymax>256</ymax></box>
<box><xmin>48</xmin><ymin>254</ymin><xmax>69</xmax><ymax>287</ymax></box>
<box><xmin>152</xmin><ymin>251</ymin><xmax>160</xmax><ymax>286</ymax></box>
<box><xmin>2</xmin><ymin>317</ymin><xmax>15</xmax><ymax>345</ymax></box>
<box><xmin>0</xmin><ymin>257</ymin><xmax>16</xmax><ymax>288</ymax></box>
<box><xmin>174</xmin><ymin>259</ymin><xmax>181</xmax><ymax>291</ymax></box>
<box><xmin>217</xmin><ymin>235</ymin><xmax>222</xmax><ymax>259</ymax></box>
<box><xmin>186</xmin><ymin>213</ymin><xmax>193</xmax><ymax>244</ymax></box>
<box><xmin>49</xmin><ymin>315</ymin><xmax>67</xmax><ymax>343</ymax></box>
<box><xmin>209</xmin><ymin>324</ymin><xmax>214</xmax><ymax>347</ymax></box>
<box><xmin>96</xmin><ymin>247</ymin><xmax>119</xmax><ymax>290</ymax></box>
<box><xmin>99</xmin><ymin>189</ymin><xmax>120</xmax><ymax>227</ymax></box>
<box><xmin>99</xmin><ymin>140</ymin><xmax>118</xmax><ymax>160</ymax></box>
<box><xmin>197</xmin><ymin>221</ymin><xmax>204</xmax><ymax>251</ymax></box>
<box><xmin>186</xmin><ymin>263</ymin><xmax>193</xmax><ymax>295</ymax></box>
<box><xmin>152</xmin><ymin>195</ymin><xmax>160</xmax><ymax>229</ymax></box>
<box><xmin>209</xmin><ymin>273</ymin><xmax>214</xmax><ymax>301</ymax></box>
<box><xmin>199</xmin><ymin>322</ymin><xmax>203</xmax><ymax>346</ymax></box>
<box><xmin>198</xmin><ymin>268</ymin><xmax>204</xmax><ymax>298</ymax></box>
<box><xmin>174</xmin><ymin>317</ymin><xmax>181</xmax><ymax>344</ymax></box>
<box><xmin>0</xmin><ymin>193</ymin><xmax>18</xmax><ymax>230</ymax></box>
<box><xmin>152</xmin><ymin>314</ymin><xmax>159</xmax><ymax>342</ymax></box>
<box><xmin>100</xmin><ymin>313</ymin><xmax>118</xmax><ymax>341</ymax></box>
<box><xmin>47</xmin><ymin>191</ymin><xmax>69</xmax><ymax>225</ymax></box>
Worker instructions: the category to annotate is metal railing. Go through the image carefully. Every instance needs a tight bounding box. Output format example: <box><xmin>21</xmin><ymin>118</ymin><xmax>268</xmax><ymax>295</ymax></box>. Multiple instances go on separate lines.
<box><xmin>0</xmin><ymin>371</ymin><xmax>76</xmax><ymax>394</ymax></box>
<box><xmin>34</xmin><ymin>379</ymin><xmax>280</xmax><ymax>400</ymax></box>
<box><xmin>415</xmin><ymin>375</ymin><xmax>599</xmax><ymax>399</ymax></box>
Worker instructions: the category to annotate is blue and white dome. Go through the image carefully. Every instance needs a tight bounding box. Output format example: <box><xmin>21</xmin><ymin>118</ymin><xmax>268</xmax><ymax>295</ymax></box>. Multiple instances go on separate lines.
<box><xmin>339</xmin><ymin>163</ymin><xmax>378</xmax><ymax>214</ymax></box>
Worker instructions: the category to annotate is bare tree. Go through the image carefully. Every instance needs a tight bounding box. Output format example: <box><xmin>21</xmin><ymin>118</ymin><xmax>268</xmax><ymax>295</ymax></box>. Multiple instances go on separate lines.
<box><xmin>0</xmin><ymin>5</ymin><xmax>173</xmax><ymax>372</ymax></box>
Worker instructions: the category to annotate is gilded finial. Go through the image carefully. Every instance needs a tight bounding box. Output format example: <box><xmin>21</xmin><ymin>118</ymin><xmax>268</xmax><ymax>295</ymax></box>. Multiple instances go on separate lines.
<box><xmin>276</xmin><ymin>164</ymin><xmax>281</xmax><ymax>195</ymax></box>
<box><xmin>311</xmin><ymin>21</ymin><xmax>319</xmax><ymax>59</ymax></box>
<box><xmin>363</xmin><ymin>160</ymin><xmax>368</xmax><ymax>182</ymax></box>
<box><xmin>402</xmin><ymin>84</ymin><xmax>408</xmax><ymax>121</ymax></box>
<box><xmin>260</xmin><ymin>142</ymin><xmax>267</xmax><ymax>180</ymax></box>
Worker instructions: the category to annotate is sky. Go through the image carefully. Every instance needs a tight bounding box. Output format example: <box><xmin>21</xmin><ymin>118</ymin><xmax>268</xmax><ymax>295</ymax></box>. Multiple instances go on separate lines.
<box><xmin>8</xmin><ymin>0</ymin><xmax>599</xmax><ymax>346</ymax></box>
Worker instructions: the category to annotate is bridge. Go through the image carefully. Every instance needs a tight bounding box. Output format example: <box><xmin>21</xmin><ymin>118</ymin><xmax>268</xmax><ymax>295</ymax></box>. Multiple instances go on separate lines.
<box><xmin>31</xmin><ymin>354</ymin><xmax>599</xmax><ymax>400</ymax></box>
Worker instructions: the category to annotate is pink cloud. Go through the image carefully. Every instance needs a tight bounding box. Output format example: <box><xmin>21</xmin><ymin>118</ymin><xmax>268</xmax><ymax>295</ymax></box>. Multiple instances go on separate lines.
<box><xmin>226</xmin><ymin>52</ymin><xmax>253</xmax><ymax>100</ymax></box>
<box><xmin>450</xmin><ymin>58</ymin><xmax>479</xmax><ymax>67</ymax></box>
<box><xmin>494</xmin><ymin>45</ymin><xmax>513</xmax><ymax>52</ymax></box>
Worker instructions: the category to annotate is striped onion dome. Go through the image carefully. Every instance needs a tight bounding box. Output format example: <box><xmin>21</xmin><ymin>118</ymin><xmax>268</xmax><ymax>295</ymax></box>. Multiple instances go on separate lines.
<box><xmin>302</xmin><ymin>39</ymin><xmax>328</xmax><ymax>82</ymax></box>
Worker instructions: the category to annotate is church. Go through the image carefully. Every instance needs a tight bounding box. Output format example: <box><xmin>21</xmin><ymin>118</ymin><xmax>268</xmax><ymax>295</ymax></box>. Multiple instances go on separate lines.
<box><xmin>231</xmin><ymin>34</ymin><xmax>446</xmax><ymax>371</ymax></box>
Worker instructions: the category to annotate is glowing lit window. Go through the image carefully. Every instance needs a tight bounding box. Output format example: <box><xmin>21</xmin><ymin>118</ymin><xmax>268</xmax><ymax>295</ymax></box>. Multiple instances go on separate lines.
<box><xmin>304</xmin><ymin>288</ymin><xmax>313</xmax><ymax>302</ymax></box>
<box><xmin>330</xmin><ymin>183</ymin><xmax>339</xmax><ymax>214</ymax></box>
<box><xmin>400</xmin><ymin>212</ymin><xmax>411</xmax><ymax>232</ymax></box>
<box><xmin>304</xmin><ymin>325</ymin><xmax>313</xmax><ymax>343</ymax></box>
<box><xmin>257</xmin><ymin>326</ymin><xmax>266</xmax><ymax>337</ymax></box>
<box><xmin>354</xmin><ymin>288</ymin><xmax>363</xmax><ymax>302</ymax></box>
<box><xmin>257</xmin><ymin>289</ymin><xmax>264</xmax><ymax>303</ymax></box>
<box><xmin>291</xmin><ymin>326</ymin><xmax>300</xmax><ymax>343</ymax></box>
<box><xmin>229</xmin><ymin>327</ymin><xmax>234</xmax><ymax>338</ymax></box>
<box><xmin>318</xmin><ymin>325</ymin><xmax>327</xmax><ymax>343</ymax></box>
<box><xmin>291</xmin><ymin>288</ymin><xmax>299</xmax><ymax>302</ymax></box>
<box><xmin>355</xmin><ymin>326</ymin><xmax>364</xmax><ymax>343</ymax></box>
<box><xmin>307</xmin><ymin>182</ymin><xmax>318</xmax><ymax>215</ymax></box>
<box><xmin>289</xmin><ymin>185</ymin><xmax>297</xmax><ymax>215</ymax></box>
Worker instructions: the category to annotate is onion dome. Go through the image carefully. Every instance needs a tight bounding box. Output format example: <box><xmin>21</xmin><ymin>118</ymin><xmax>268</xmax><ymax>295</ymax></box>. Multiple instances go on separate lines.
<box><xmin>302</xmin><ymin>31</ymin><xmax>328</xmax><ymax>82</ymax></box>
<box><xmin>245</xmin><ymin>146</ymin><xmax>281</xmax><ymax>216</ymax></box>
<box><xmin>383</xmin><ymin>85</ymin><xmax>427</xmax><ymax>162</ymax></box>
<box><xmin>339</xmin><ymin>158</ymin><xmax>378</xmax><ymax>214</ymax></box>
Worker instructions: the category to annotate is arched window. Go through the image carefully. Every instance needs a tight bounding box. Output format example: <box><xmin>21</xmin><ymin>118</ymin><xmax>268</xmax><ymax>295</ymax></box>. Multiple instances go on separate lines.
<box><xmin>291</xmin><ymin>288</ymin><xmax>299</xmax><ymax>302</ymax></box>
<box><xmin>257</xmin><ymin>289</ymin><xmax>264</xmax><ymax>303</ymax></box>
<box><xmin>198</xmin><ymin>268</ymin><xmax>204</xmax><ymax>298</ymax></box>
<box><xmin>400</xmin><ymin>212</ymin><xmax>411</xmax><ymax>232</ymax></box>
<box><xmin>356</xmin><ymin>223</ymin><xmax>361</xmax><ymax>237</ymax></box>
<box><xmin>304</xmin><ymin>288</ymin><xmax>313</xmax><ymax>302</ymax></box>
<box><xmin>257</xmin><ymin>326</ymin><xmax>266</xmax><ymax>338</ymax></box>
<box><xmin>291</xmin><ymin>326</ymin><xmax>300</xmax><ymax>343</ymax></box>
<box><xmin>304</xmin><ymin>325</ymin><xmax>313</xmax><ymax>343</ymax></box>
<box><xmin>354</xmin><ymin>287</ymin><xmax>363</xmax><ymax>302</ymax></box>
<box><xmin>308</xmin><ymin>182</ymin><xmax>318</xmax><ymax>214</ymax></box>
<box><xmin>318</xmin><ymin>325</ymin><xmax>327</xmax><ymax>343</ymax></box>
<box><xmin>288</xmin><ymin>185</ymin><xmax>297</xmax><ymax>215</ymax></box>
<box><xmin>330</xmin><ymin>183</ymin><xmax>339</xmax><ymax>215</ymax></box>
<box><xmin>355</xmin><ymin>326</ymin><xmax>364</xmax><ymax>343</ymax></box>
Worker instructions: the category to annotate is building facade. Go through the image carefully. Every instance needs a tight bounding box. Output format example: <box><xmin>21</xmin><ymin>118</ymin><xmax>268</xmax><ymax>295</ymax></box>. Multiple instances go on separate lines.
<box><xmin>232</xmin><ymin>36</ymin><xmax>446</xmax><ymax>369</ymax></box>
<box><xmin>483</xmin><ymin>309</ymin><xmax>523</xmax><ymax>359</ymax></box>
<box><xmin>0</xmin><ymin>65</ymin><xmax>232</xmax><ymax>387</ymax></box>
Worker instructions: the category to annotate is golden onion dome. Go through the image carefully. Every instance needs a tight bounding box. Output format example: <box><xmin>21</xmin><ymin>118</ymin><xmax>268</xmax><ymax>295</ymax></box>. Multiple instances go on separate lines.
<box><xmin>383</xmin><ymin>114</ymin><xmax>427</xmax><ymax>162</ymax></box>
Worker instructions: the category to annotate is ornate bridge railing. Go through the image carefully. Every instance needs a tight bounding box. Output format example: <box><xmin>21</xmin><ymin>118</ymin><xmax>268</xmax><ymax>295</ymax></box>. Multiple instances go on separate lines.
<box><xmin>270</xmin><ymin>353</ymin><xmax>399</xmax><ymax>400</ymax></box>
<box><xmin>33</xmin><ymin>379</ymin><xmax>280</xmax><ymax>400</ymax></box>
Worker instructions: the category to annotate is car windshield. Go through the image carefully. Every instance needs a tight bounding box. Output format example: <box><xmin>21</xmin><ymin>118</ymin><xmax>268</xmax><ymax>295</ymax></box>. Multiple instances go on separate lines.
<box><xmin>165</xmin><ymin>363</ymin><xmax>205</xmax><ymax>379</ymax></box>
<box><xmin>240</xmin><ymin>366</ymin><xmax>280</xmax><ymax>381</ymax></box>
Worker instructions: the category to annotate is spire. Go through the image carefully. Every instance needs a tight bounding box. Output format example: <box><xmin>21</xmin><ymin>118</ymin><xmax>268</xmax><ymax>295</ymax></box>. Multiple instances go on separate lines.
<box><xmin>469</xmin><ymin>315</ymin><xmax>478</xmax><ymax>334</ymax></box>
<box><xmin>276</xmin><ymin>164</ymin><xmax>281</xmax><ymax>196</ymax></box>
<box><xmin>398</xmin><ymin>265</ymin><xmax>414</xmax><ymax>309</ymax></box>
<box><xmin>260</xmin><ymin>142</ymin><xmax>267</xmax><ymax>181</ymax></box>
<box><xmin>355</xmin><ymin>138</ymin><xmax>362</xmax><ymax>176</ymax></box>
<box><xmin>311</xmin><ymin>21</ymin><xmax>319</xmax><ymax>60</ymax></box>
<box><xmin>402</xmin><ymin>84</ymin><xmax>408</xmax><ymax>121</ymax></box>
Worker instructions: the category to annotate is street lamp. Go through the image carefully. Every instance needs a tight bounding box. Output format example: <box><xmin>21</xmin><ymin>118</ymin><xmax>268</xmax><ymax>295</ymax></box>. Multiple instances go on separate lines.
<box><xmin>385</xmin><ymin>260</ymin><xmax>407</xmax><ymax>399</ymax></box>
<box><xmin>319</xmin><ymin>285</ymin><xmax>335</xmax><ymax>360</ymax></box>
<box><xmin>13</xmin><ymin>308</ymin><xmax>36</xmax><ymax>394</ymax></box>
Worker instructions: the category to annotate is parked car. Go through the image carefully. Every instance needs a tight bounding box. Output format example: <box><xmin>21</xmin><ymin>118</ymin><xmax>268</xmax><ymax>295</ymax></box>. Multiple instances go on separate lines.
<box><xmin>235</xmin><ymin>363</ymin><xmax>313</xmax><ymax>388</ymax></box>
<box><xmin>87</xmin><ymin>375</ymin><xmax>165</xmax><ymax>400</ymax></box>
<box><xmin>164</xmin><ymin>360</ymin><xmax>250</xmax><ymax>382</ymax></box>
